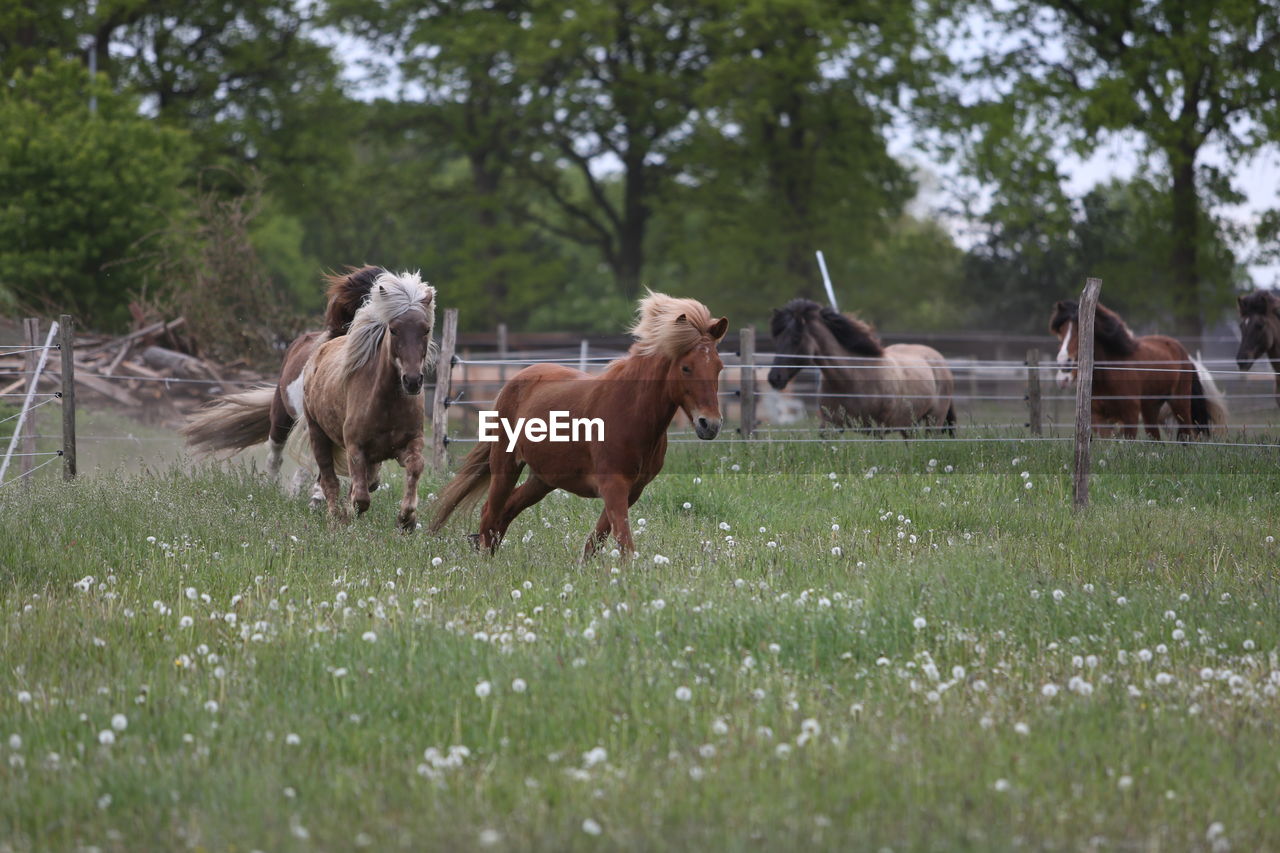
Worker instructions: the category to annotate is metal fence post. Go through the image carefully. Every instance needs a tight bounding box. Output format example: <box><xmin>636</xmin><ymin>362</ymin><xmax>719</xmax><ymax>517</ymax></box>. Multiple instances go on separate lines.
<box><xmin>739</xmin><ymin>327</ymin><xmax>756</xmax><ymax>438</ymax></box>
<box><xmin>431</xmin><ymin>309</ymin><xmax>459</xmax><ymax>472</ymax></box>
<box><xmin>60</xmin><ymin>315</ymin><xmax>76</xmax><ymax>480</ymax></box>
<box><xmin>1026</xmin><ymin>348</ymin><xmax>1042</xmax><ymax>436</ymax></box>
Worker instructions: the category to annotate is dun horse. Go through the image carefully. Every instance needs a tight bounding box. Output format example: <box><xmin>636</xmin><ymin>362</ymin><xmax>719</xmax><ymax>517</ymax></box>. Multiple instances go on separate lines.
<box><xmin>1050</xmin><ymin>300</ymin><xmax>1226</xmax><ymax>439</ymax></box>
<box><xmin>182</xmin><ymin>265</ymin><xmax>385</xmax><ymax>498</ymax></box>
<box><xmin>304</xmin><ymin>272</ymin><xmax>435</xmax><ymax>529</ymax></box>
<box><xmin>429</xmin><ymin>292</ymin><xmax>727</xmax><ymax>557</ymax></box>
<box><xmin>1236</xmin><ymin>290</ymin><xmax>1280</xmax><ymax>408</ymax></box>
<box><xmin>766</xmin><ymin>299</ymin><xmax>955</xmax><ymax>435</ymax></box>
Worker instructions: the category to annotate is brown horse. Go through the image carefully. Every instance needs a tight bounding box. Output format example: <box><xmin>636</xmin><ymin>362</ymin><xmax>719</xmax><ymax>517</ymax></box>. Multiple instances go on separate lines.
<box><xmin>1236</xmin><ymin>290</ymin><xmax>1280</xmax><ymax>408</ymax></box>
<box><xmin>766</xmin><ymin>299</ymin><xmax>955</xmax><ymax>435</ymax></box>
<box><xmin>303</xmin><ymin>272</ymin><xmax>436</xmax><ymax>529</ymax></box>
<box><xmin>183</xmin><ymin>265</ymin><xmax>385</xmax><ymax>499</ymax></box>
<box><xmin>1050</xmin><ymin>300</ymin><xmax>1226</xmax><ymax>439</ymax></box>
<box><xmin>429</xmin><ymin>292</ymin><xmax>728</xmax><ymax>557</ymax></box>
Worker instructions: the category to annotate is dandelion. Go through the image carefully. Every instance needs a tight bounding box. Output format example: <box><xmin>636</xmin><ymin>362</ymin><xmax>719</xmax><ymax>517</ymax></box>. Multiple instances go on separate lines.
<box><xmin>431</xmin><ymin>557</ymin><xmax>443</xmax><ymax>567</ymax></box>
<box><xmin>1137</xmin><ymin>648</ymin><xmax>1153</xmax><ymax>662</ymax></box>
<box><xmin>582</xmin><ymin>747</ymin><xmax>608</xmax><ymax>767</ymax></box>
<box><xmin>1155</xmin><ymin>673</ymin><xmax>1174</xmax><ymax>686</ymax></box>
<box><xmin>98</xmin><ymin>730</ymin><xmax>115</xmax><ymax>746</ymax></box>
<box><xmin>698</xmin><ymin>743</ymin><xmax>716</xmax><ymax>759</ymax></box>
<box><xmin>285</xmin><ymin>733</ymin><xmax>301</xmax><ymax>745</ymax></box>
<box><xmin>1118</xmin><ymin>775</ymin><xmax>1133</xmax><ymax>790</ymax></box>
<box><xmin>913</xmin><ymin>616</ymin><xmax>927</xmax><ymax>630</ymax></box>
<box><xmin>475</xmin><ymin>681</ymin><xmax>492</xmax><ymax>699</ymax></box>
<box><xmin>8</xmin><ymin>734</ymin><xmax>21</xmax><ymax>750</ymax></box>
<box><xmin>1024</xmin><ymin>481</ymin><xmax>1033</xmax><ymax>490</ymax></box>
<box><xmin>1041</xmin><ymin>684</ymin><xmax>1059</xmax><ymax>698</ymax></box>
<box><xmin>582</xmin><ymin>818</ymin><xmax>602</xmax><ymax>836</ymax></box>
<box><xmin>1014</xmin><ymin>722</ymin><xmax>1030</xmax><ymax>735</ymax></box>
<box><xmin>653</xmin><ymin>554</ymin><xmax>670</xmax><ymax>565</ymax></box>
<box><xmin>675</xmin><ymin>686</ymin><xmax>692</xmax><ymax>702</ymax></box>
<box><xmin>204</xmin><ymin>700</ymin><xmax>219</xmax><ymax>713</ymax></box>
<box><xmin>1116</xmin><ymin>596</ymin><xmax>1128</xmax><ymax>606</ymax></box>
<box><xmin>711</xmin><ymin>718</ymin><xmax>729</xmax><ymax>736</ymax></box>
<box><xmin>682</xmin><ymin>502</ymin><xmax>692</xmax><ymax>510</ymax></box>
<box><xmin>1052</xmin><ymin>589</ymin><xmax>1065</xmax><ymax>602</ymax></box>
<box><xmin>111</xmin><ymin>714</ymin><xmax>127</xmax><ymax>732</ymax></box>
<box><xmin>479</xmin><ymin>828</ymin><xmax>502</xmax><ymax>847</ymax></box>
<box><xmin>993</xmin><ymin>779</ymin><xmax>1011</xmax><ymax>792</ymax></box>
<box><xmin>362</xmin><ymin>631</ymin><xmax>378</xmax><ymax>643</ymax></box>
<box><xmin>512</xmin><ymin>678</ymin><xmax>528</xmax><ymax>694</ymax></box>
<box><xmin>688</xmin><ymin>766</ymin><xmax>705</xmax><ymax>781</ymax></box>
<box><xmin>831</xmin><ymin>546</ymin><xmax>842</xmax><ymax>556</ymax></box>
<box><xmin>16</xmin><ymin>691</ymin><xmax>31</xmax><ymax>704</ymax></box>
<box><xmin>768</xmin><ymin>643</ymin><xmax>782</xmax><ymax>654</ymax></box>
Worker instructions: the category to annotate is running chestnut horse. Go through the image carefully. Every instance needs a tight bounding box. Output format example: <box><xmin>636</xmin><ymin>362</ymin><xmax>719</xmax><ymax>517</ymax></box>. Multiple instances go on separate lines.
<box><xmin>429</xmin><ymin>292</ymin><xmax>727</xmax><ymax>557</ymax></box>
<box><xmin>304</xmin><ymin>272</ymin><xmax>436</xmax><ymax>529</ymax></box>
<box><xmin>183</xmin><ymin>265</ymin><xmax>384</xmax><ymax>498</ymax></box>
<box><xmin>766</xmin><ymin>298</ymin><xmax>955</xmax><ymax>435</ymax></box>
<box><xmin>1236</xmin><ymin>290</ymin><xmax>1280</xmax><ymax>408</ymax></box>
<box><xmin>1050</xmin><ymin>299</ymin><xmax>1226</xmax><ymax>439</ymax></box>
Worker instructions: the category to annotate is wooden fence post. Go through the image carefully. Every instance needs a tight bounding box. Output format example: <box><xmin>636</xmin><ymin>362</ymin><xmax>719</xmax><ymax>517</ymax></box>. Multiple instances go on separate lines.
<box><xmin>21</xmin><ymin>318</ymin><xmax>38</xmax><ymax>483</ymax></box>
<box><xmin>431</xmin><ymin>309</ymin><xmax>459</xmax><ymax>473</ymax></box>
<box><xmin>59</xmin><ymin>315</ymin><xmax>76</xmax><ymax>481</ymax></box>
<box><xmin>496</xmin><ymin>322</ymin><xmax>508</xmax><ymax>385</ymax></box>
<box><xmin>1026</xmin><ymin>348</ymin><xmax>1042</xmax><ymax>436</ymax></box>
<box><xmin>1072</xmin><ymin>279</ymin><xmax>1101</xmax><ymax>508</ymax></box>
<box><xmin>739</xmin><ymin>327</ymin><xmax>756</xmax><ymax>438</ymax></box>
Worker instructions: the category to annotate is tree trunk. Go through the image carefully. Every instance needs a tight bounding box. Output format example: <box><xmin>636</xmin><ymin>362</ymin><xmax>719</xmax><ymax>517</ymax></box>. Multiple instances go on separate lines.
<box><xmin>1169</xmin><ymin>148</ymin><xmax>1202</xmax><ymax>337</ymax></box>
<box><xmin>616</xmin><ymin>152</ymin><xmax>649</xmax><ymax>300</ymax></box>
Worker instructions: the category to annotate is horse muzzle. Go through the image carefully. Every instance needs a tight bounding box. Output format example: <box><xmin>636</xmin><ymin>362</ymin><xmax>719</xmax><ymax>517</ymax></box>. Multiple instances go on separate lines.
<box><xmin>402</xmin><ymin>375</ymin><xmax>424</xmax><ymax>395</ymax></box>
<box><xmin>1237</xmin><ymin>357</ymin><xmax>1254</xmax><ymax>372</ymax></box>
<box><xmin>694</xmin><ymin>415</ymin><xmax>721</xmax><ymax>440</ymax></box>
<box><xmin>1054</xmin><ymin>371</ymin><xmax>1074</xmax><ymax>390</ymax></box>
<box><xmin>766</xmin><ymin>369</ymin><xmax>789</xmax><ymax>390</ymax></box>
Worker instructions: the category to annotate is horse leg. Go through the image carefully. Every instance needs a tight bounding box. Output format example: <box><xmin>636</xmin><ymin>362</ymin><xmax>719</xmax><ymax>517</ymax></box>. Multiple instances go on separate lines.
<box><xmin>1118</xmin><ymin>401</ymin><xmax>1140</xmax><ymax>439</ymax></box>
<box><xmin>477</xmin><ymin>459</ymin><xmax>522</xmax><ymax>553</ymax></box>
<box><xmin>493</xmin><ymin>476</ymin><xmax>554</xmax><ymax>542</ymax></box>
<box><xmin>347</xmin><ymin>447</ymin><xmax>372</xmax><ymax>517</ymax></box>
<box><xmin>1140</xmin><ymin>398</ymin><xmax>1166</xmax><ymax>440</ymax></box>
<box><xmin>307</xmin><ymin>420</ymin><xmax>346</xmax><ymax>523</ymax></box>
<box><xmin>369</xmin><ymin>462</ymin><xmax>383</xmax><ymax>493</ymax></box>
<box><xmin>395</xmin><ymin>444</ymin><xmax>424</xmax><ymax>533</ymax></box>
<box><xmin>266</xmin><ymin>397</ymin><xmax>293</xmax><ymax>481</ymax></box>
<box><xmin>582</xmin><ymin>510</ymin><xmax>612</xmax><ymax>561</ymax></box>
<box><xmin>600</xmin><ymin>478</ymin><xmax>636</xmax><ymax>556</ymax></box>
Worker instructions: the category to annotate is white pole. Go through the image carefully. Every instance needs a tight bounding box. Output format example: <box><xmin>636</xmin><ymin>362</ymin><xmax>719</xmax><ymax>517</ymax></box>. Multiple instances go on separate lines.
<box><xmin>815</xmin><ymin>250</ymin><xmax>838</xmax><ymax>312</ymax></box>
<box><xmin>0</xmin><ymin>321</ymin><xmax>59</xmax><ymax>484</ymax></box>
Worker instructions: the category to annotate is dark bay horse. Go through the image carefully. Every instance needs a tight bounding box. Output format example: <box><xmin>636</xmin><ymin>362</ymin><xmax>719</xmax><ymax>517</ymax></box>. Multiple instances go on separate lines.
<box><xmin>767</xmin><ymin>298</ymin><xmax>955</xmax><ymax>435</ymax></box>
<box><xmin>1050</xmin><ymin>300</ymin><xmax>1226</xmax><ymax>439</ymax></box>
<box><xmin>183</xmin><ymin>265</ymin><xmax>384</xmax><ymax>498</ymax></box>
<box><xmin>429</xmin><ymin>292</ymin><xmax>728</xmax><ymax>557</ymax></box>
<box><xmin>304</xmin><ymin>272</ymin><xmax>436</xmax><ymax>529</ymax></box>
<box><xmin>1236</xmin><ymin>290</ymin><xmax>1280</xmax><ymax>408</ymax></box>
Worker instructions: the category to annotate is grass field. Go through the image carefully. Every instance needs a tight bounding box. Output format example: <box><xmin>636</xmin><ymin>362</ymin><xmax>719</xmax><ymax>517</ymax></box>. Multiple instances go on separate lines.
<box><xmin>2</xmin><ymin>431</ymin><xmax>1278</xmax><ymax>851</ymax></box>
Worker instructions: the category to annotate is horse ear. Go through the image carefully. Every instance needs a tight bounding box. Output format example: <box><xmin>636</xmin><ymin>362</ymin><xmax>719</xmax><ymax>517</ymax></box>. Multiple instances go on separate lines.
<box><xmin>708</xmin><ymin>317</ymin><xmax>728</xmax><ymax>341</ymax></box>
<box><xmin>674</xmin><ymin>313</ymin><xmax>689</xmax><ymax>325</ymax></box>
<box><xmin>377</xmin><ymin>284</ymin><xmax>386</xmax><ymax>295</ymax></box>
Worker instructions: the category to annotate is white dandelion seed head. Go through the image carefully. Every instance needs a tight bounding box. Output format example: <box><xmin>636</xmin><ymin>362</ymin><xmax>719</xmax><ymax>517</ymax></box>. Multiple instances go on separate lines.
<box><xmin>674</xmin><ymin>686</ymin><xmax>692</xmax><ymax>702</ymax></box>
<box><xmin>581</xmin><ymin>818</ymin><xmax>602</xmax><ymax>836</ymax></box>
<box><xmin>97</xmin><ymin>729</ymin><xmax>115</xmax><ymax>746</ymax></box>
<box><xmin>111</xmin><ymin>713</ymin><xmax>127</xmax><ymax>732</ymax></box>
<box><xmin>511</xmin><ymin>678</ymin><xmax>528</xmax><ymax>694</ymax></box>
<box><xmin>913</xmin><ymin>616</ymin><xmax>927</xmax><ymax>630</ymax></box>
<box><xmin>475</xmin><ymin>681</ymin><xmax>492</xmax><ymax>699</ymax></box>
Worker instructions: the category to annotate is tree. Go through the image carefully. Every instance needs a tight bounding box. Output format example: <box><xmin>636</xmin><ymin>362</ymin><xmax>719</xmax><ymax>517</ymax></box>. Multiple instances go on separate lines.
<box><xmin>0</xmin><ymin>60</ymin><xmax>191</xmax><ymax>328</ymax></box>
<box><xmin>931</xmin><ymin>0</ymin><xmax>1280</xmax><ymax>334</ymax></box>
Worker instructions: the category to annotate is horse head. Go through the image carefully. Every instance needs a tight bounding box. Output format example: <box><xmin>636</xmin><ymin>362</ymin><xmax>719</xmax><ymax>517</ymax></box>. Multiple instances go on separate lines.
<box><xmin>1237</xmin><ymin>291</ymin><xmax>1280</xmax><ymax>371</ymax></box>
<box><xmin>671</xmin><ymin>315</ymin><xmax>728</xmax><ymax>440</ymax></box>
<box><xmin>1049</xmin><ymin>300</ymin><xmax>1079</xmax><ymax>389</ymax></box>
<box><xmin>387</xmin><ymin>297</ymin><xmax>435</xmax><ymax>395</ymax></box>
<box><xmin>767</xmin><ymin>300</ymin><xmax>819</xmax><ymax>390</ymax></box>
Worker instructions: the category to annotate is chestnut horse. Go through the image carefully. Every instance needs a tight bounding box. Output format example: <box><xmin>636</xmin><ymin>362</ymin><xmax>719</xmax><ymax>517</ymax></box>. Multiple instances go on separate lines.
<box><xmin>183</xmin><ymin>265</ymin><xmax>385</xmax><ymax>498</ymax></box>
<box><xmin>303</xmin><ymin>272</ymin><xmax>435</xmax><ymax>529</ymax></box>
<box><xmin>429</xmin><ymin>292</ymin><xmax>728</xmax><ymax>557</ymax></box>
<box><xmin>1050</xmin><ymin>300</ymin><xmax>1226</xmax><ymax>439</ymax></box>
<box><xmin>1236</xmin><ymin>290</ymin><xmax>1280</xmax><ymax>408</ymax></box>
<box><xmin>766</xmin><ymin>298</ymin><xmax>955</xmax><ymax>435</ymax></box>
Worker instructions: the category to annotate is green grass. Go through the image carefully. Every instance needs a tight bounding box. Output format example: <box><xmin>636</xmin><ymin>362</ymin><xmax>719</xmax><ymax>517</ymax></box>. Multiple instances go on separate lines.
<box><xmin>2</xmin><ymin>432</ymin><xmax>1279</xmax><ymax>851</ymax></box>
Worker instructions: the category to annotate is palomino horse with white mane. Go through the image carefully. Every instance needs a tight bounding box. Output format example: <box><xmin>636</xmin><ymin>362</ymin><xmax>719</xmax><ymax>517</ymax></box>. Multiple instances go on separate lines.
<box><xmin>1236</xmin><ymin>290</ymin><xmax>1280</xmax><ymax>408</ymax></box>
<box><xmin>766</xmin><ymin>298</ymin><xmax>955</xmax><ymax>435</ymax></box>
<box><xmin>429</xmin><ymin>291</ymin><xmax>727</xmax><ymax>557</ymax></box>
<box><xmin>183</xmin><ymin>265</ymin><xmax>386</xmax><ymax>497</ymax></box>
<box><xmin>304</xmin><ymin>272</ymin><xmax>436</xmax><ymax>529</ymax></box>
<box><xmin>1050</xmin><ymin>299</ymin><xmax>1226</xmax><ymax>439</ymax></box>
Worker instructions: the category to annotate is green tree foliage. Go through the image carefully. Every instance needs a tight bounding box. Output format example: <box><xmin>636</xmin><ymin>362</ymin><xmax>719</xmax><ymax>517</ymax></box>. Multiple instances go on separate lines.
<box><xmin>0</xmin><ymin>60</ymin><xmax>190</xmax><ymax>328</ymax></box>
<box><xmin>931</xmin><ymin>0</ymin><xmax>1280</xmax><ymax>334</ymax></box>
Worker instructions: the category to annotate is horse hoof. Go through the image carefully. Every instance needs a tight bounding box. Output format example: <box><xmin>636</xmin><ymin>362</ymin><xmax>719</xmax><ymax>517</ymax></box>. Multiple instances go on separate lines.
<box><xmin>465</xmin><ymin>533</ymin><xmax>482</xmax><ymax>550</ymax></box>
<box><xmin>398</xmin><ymin>512</ymin><xmax>417</xmax><ymax>533</ymax></box>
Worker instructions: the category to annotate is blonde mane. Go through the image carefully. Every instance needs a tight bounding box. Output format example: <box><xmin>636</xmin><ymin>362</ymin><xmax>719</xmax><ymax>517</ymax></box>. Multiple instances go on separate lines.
<box><xmin>628</xmin><ymin>290</ymin><xmax>717</xmax><ymax>359</ymax></box>
<box><xmin>342</xmin><ymin>271</ymin><xmax>436</xmax><ymax>378</ymax></box>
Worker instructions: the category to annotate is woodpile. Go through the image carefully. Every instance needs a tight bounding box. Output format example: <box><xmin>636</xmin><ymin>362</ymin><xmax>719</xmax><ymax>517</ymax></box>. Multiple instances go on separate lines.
<box><xmin>0</xmin><ymin>316</ymin><xmax>268</xmax><ymax>426</ymax></box>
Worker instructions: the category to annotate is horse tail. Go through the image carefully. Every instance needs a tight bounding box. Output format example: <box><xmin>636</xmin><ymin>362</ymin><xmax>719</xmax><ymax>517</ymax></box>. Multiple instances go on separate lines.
<box><xmin>1190</xmin><ymin>353</ymin><xmax>1228</xmax><ymax>436</ymax></box>
<box><xmin>944</xmin><ymin>401</ymin><xmax>956</xmax><ymax>436</ymax></box>
<box><xmin>427</xmin><ymin>442</ymin><xmax>491</xmax><ymax>533</ymax></box>
<box><xmin>181</xmin><ymin>386</ymin><xmax>275</xmax><ymax>455</ymax></box>
<box><xmin>323</xmin><ymin>265</ymin><xmax>386</xmax><ymax>337</ymax></box>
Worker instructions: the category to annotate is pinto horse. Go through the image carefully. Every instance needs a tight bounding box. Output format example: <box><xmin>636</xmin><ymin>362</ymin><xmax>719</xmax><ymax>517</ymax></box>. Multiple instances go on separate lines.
<box><xmin>1050</xmin><ymin>300</ymin><xmax>1225</xmax><ymax>439</ymax></box>
<box><xmin>429</xmin><ymin>292</ymin><xmax>727</xmax><ymax>557</ymax></box>
<box><xmin>1236</xmin><ymin>290</ymin><xmax>1280</xmax><ymax>408</ymax></box>
<box><xmin>766</xmin><ymin>298</ymin><xmax>955</xmax><ymax>435</ymax></box>
<box><xmin>304</xmin><ymin>272</ymin><xmax>435</xmax><ymax>529</ymax></box>
<box><xmin>183</xmin><ymin>265</ymin><xmax>385</xmax><ymax>498</ymax></box>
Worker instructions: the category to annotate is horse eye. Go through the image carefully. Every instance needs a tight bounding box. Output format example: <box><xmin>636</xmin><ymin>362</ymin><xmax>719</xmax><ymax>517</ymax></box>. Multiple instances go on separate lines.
<box><xmin>681</xmin><ymin>365</ymin><xmax>692</xmax><ymax>374</ymax></box>
<box><xmin>389</xmin><ymin>328</ymin><xmax>398</xmax><ymax>336</ymax></box>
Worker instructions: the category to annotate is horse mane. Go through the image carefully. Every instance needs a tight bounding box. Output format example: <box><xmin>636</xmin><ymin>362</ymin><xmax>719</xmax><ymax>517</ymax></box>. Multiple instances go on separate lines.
<box><xmin>1238</xmin><ymin>290</ymin><xmax>1280</xmax><ymax>319</ymax></box>
<box><xmin>323</xmin><ymin>265</ymin><xmax>387</xmax><ymax>337</ymax></box>
<box><xmin>819</xmin><ymin>307</ymin><xmax>884</xmax><ymax>357</ymax></box>
<box><xmin>629</xmin><ymin>290</ymin><xmax>719</xmax><ymax>359</ymax></box>
<box><xmin>1050</xmin><ymin>299</ymin><xmax>1138</xmax><ymax>356</ymax></box>
<box><xmin>342</xmin><ymin>271</ymin><xmax>436</xmax><ymax>379</ymax></box>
